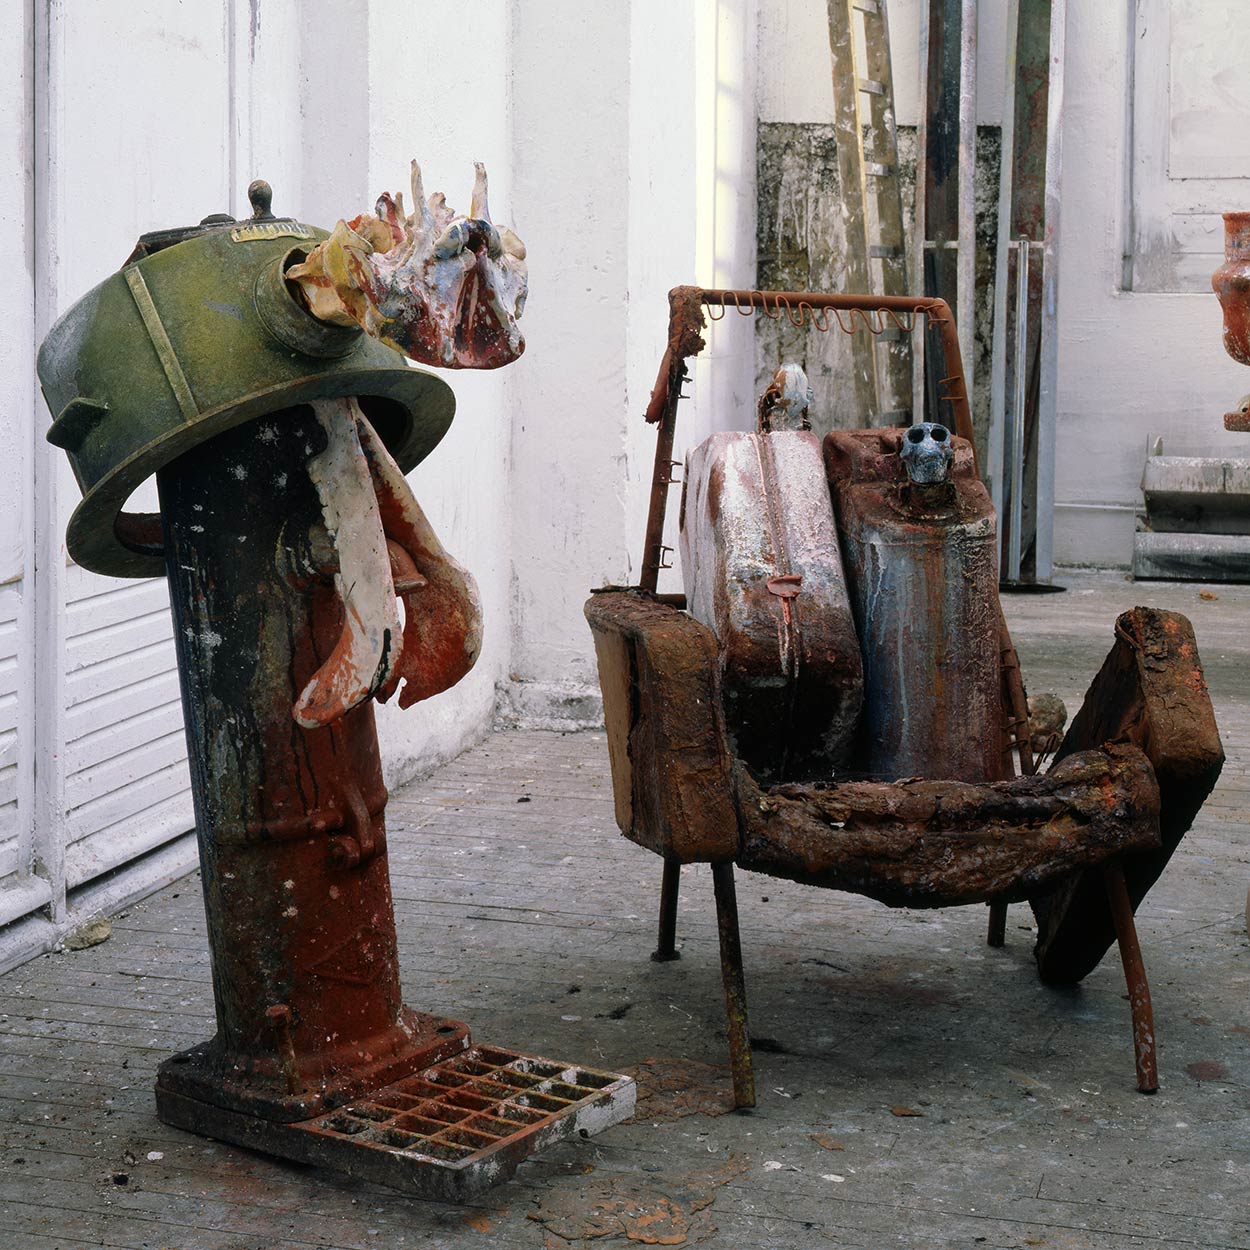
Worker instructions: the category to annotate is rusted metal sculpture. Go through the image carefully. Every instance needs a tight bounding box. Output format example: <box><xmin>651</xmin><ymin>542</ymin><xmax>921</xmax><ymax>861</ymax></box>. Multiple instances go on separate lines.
<box><xmin>587</xmin><ymin>286</ymin><xmax>1223</xmax><ymax>1108</ymax></box>
<box><xmin>1213</xmin><ymin>212</ymin><xmax>1250</xmax><ymax>376</ymax></box>
<box><xmin>39</xmin><ymin>177</ymin><xmax>631</xmax><ymax>1200</ymax></box>
<box><xmin>1210</xmin><ymin>218</ymin><xmax>1250</xmax><ymax>936</ymax></box>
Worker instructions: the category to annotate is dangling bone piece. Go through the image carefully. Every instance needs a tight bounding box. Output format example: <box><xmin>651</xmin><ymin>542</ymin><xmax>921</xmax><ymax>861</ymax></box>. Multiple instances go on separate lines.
<box><xmin>294</xmin><ymin>396</ymin><xmax>482</xmax><ymax>727</ymax></box>
<box><xmin>287</xmin><ymin>161</ymin><xmax>527</xmax><ymax>369</ymax></box>
<box><xmin>295</xmin><ymin>397</ymin><xmax>401</xmax><ymax>728</ymax></box>
<box><xmin>357</xmin><ymin>415</ymin><xmax>483</xmax><ymax>708</ymax></box>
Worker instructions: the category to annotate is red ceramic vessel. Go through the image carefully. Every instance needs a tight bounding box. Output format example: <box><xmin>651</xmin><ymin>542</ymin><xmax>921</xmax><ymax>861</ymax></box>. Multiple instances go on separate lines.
<box><xmin>1213</xmin><ymin>211</ymin><xmax>1250</xmax><ymax>366</ymax></box>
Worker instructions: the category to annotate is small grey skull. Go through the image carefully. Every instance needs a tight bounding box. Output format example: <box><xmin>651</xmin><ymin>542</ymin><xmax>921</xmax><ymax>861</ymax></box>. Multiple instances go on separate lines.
<box><xmin>900</xmin><ymin>422</ymin><xmax>953</xmax><ymax>484</ymax></box>
<box><xmin>758</xmin><ymin>362</ymin><xmax>814</xmax><ymax>431</ymax></box>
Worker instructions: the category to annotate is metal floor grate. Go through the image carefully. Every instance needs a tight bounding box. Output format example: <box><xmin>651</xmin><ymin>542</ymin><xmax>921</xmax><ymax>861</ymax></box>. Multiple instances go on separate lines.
<box><xmin>291</xmin><ymin>1044</ymin><xmax>635</xmax><ymax>1195</ymax></box>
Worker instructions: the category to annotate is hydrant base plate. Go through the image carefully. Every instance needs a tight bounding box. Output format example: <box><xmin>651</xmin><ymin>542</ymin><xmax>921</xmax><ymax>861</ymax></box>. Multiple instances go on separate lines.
<box><xmin>157</xmin><ymin>1043</ymin><xmax>636</xmax><ymax>1201</ymax></box>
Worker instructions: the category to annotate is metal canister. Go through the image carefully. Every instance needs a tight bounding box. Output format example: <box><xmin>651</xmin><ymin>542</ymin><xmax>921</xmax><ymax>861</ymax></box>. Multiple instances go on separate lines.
<box><xmin>824</xmin><ymin>424</ymin><xmax>1002</xmax><ymax>783</ymax></box>
<box><xmin>679</xmin><ymin>366</ymin><xmax>863</xmax><ymax>782</ymax></box>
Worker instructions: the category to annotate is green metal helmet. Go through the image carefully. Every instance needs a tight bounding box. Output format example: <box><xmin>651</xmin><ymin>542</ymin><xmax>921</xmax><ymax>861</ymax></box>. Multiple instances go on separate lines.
<box><xmin>37</xmin><ymin>181</ymin><xmax>456</xmax><ymax>578</ymax></box>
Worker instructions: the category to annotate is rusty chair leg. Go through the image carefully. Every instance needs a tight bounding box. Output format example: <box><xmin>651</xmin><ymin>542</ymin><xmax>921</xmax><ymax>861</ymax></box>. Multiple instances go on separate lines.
<box><xmin>987</xmin><ymin>900</ymin><xmax>1008</xmax><ymax>947</ymax></box>
<box><xmin>651</xmin><ymin>858</ymin><xmax>682</xmax><ymax>962</ymax></box>
<box><xmin>711</xmin><ymin>862</ymin><xmax>756</xmax><ymax>1109</ymax></box>
<box><xmin>1103</xmin><ymin>863</ymin><xmax>1159</xmax><ymax>1094</ymax></box>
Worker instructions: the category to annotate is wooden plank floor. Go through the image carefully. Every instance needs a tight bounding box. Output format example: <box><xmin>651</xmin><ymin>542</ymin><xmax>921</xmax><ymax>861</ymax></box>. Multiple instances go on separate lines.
<box><xmin>2</xmin><ymin>570</ymin><xmax>1249</xmax><ymax>1249</ymax></box>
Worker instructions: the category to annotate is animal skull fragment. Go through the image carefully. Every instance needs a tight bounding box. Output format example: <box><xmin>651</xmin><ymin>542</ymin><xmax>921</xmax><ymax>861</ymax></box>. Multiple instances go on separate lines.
<box><xmin>757</xmin><ymin>363</ymin><xmax>814</xmax><ymax>432</ymax></box>
<box><xmin>288</xmin><ymin>161</ymin><xmax>527</xmax><ymax>369</ymax></box>
<box><xmin>900</xmin><ymin>422</ymin><xmax>954</xmax><ymax>485</ymax></box>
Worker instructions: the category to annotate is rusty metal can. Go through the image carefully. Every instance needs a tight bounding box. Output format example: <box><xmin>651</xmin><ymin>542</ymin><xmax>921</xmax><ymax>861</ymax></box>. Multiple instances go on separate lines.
<box><xmin>824</xmin><ymin>427</ymin><xmax>1002</xmax><ymax>783</ymax></box>
<box><xmin>679</xmin><ymin>427</ymin><xmax>863</xmax><ymax>782</ymax></box>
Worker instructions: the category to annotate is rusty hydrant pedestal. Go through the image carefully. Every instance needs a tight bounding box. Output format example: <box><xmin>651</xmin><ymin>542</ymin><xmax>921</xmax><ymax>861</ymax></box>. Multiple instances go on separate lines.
<box><xmin>36</xmin><ymin>181</ymin><xmax>634</xmax><ymax>1200</ymax></box>
<box><xmin>153</xmin><ymin>411</ymin><xmax>469</xmax><ymax>1124</ymax></box>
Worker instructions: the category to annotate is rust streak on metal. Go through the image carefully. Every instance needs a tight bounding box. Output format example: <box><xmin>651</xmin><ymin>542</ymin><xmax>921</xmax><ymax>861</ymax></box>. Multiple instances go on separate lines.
<box><xmin>266</xmin><ymin>1005</ymin><xmax>303</xmax><ymax>1095</ymax></box>
<box><xmin>826</xmin><ymin>426</ymin><xmax>1001</xmax><ymax>783</ymax></box>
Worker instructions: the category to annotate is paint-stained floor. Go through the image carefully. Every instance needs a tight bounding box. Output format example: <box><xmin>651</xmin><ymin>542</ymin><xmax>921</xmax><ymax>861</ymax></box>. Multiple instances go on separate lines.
<box><xmin>2</xmin><ymin>569</ymin><xmax>1248</xmax><ymax>1249</ymax></box>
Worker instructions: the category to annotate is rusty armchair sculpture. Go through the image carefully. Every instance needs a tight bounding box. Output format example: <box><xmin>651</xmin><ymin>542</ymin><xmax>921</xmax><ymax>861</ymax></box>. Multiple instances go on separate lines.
<box><xmin>586</xmin><ymin>288</ymin><xmax>1224</xmax><ymax>1108</ymax></box>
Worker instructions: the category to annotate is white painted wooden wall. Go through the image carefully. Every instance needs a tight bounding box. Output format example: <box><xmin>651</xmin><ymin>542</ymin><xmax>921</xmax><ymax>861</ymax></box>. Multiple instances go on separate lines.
<box><xmin>0</xmin><ymin>2</ymin><xmax>312</xmax><ymax>970</ymax></box>
<box><xmin>1129</xmin><ymin>0</ymin><xmax>1250</xmax><ymax>292</ymax></box>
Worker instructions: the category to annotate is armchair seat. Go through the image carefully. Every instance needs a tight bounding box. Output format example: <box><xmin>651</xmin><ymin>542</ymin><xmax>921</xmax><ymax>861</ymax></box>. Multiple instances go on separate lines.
<box><xmin>586</xmin><ymin>589</ymin><xmax>1223</xmax><ymax>1105</ymax></box>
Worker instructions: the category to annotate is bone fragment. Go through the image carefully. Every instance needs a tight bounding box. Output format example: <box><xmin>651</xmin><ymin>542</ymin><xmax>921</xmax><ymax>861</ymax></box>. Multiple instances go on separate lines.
<box><xmin>293</xmin><ymin>397</ymin><xmax>402</xmax><ymax>728</ymax></box>
<box><xmin>356</xmin><ymin>416</ymin><xmax>483</xmax><ymax>708</ymax></box>
<box><xmin>287</xmin><ymin>160</ymin><xmax>527</xmax><ymax>370</ymax></box>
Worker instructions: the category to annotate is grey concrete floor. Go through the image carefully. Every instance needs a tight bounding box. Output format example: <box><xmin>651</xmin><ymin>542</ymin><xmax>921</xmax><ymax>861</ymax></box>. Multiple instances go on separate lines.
<box><xmin>1</xmin><ymin>569</ymin><xmax>1248</xmax><ymax>1249</ymax></box>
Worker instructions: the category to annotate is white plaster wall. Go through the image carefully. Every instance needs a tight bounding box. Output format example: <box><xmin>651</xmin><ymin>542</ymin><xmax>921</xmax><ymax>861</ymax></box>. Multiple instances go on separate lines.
<box><xmin>505</xmin><ymin>0</ymin><xmax>758</xmax><ymax>719</ymax></box>
<box><xmin>1051</xmin><ymin>3</ymin><xmax>1248</xmax><ymax>567</ymax></box>
<box><xmin>363</xmin><ymin>0</ymin><xmax>515</xmax><ymax>778</ymax></box>
<box><xmin>507</xmin><ymin>0</ymin><xmax>635</xmax><ymax>721</ymax></box>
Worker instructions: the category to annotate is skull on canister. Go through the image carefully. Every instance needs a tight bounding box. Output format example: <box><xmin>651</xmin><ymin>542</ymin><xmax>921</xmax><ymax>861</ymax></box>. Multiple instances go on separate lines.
<box><xmin>899</xmin><ymin>422</ymin><xmax>954</xmax><ymax>485</ymax></box>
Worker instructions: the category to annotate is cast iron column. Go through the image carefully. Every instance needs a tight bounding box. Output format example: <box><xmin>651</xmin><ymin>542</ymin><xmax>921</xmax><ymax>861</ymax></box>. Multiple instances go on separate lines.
<box><xmin>153</xmin><ymin>409</ymin><xmax>467</xmax><ymax>1125</ymax></box>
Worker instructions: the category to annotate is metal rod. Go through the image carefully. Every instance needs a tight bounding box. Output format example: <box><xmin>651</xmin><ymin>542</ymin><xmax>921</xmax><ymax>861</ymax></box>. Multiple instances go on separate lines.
<box><xmin>711</xmin><ymin>862</ymin><xmax>755</xmax><ymax>1109</ymax></box>
<box><xmin>956</xmin><ymin>0</ymin><xmax>978</xmax><ymax>408</ymax></box>
<box><xmin>986</xmin><ymin>900</ymin><xmax>1007</xmax><ymax>947</ymax></box>
<box><xmin>652</xmin><ymin>859</ymin><xmax>682</xmax><ymax>962</ymax></box>
<box><xmin>640</xmin><ymin>355</ymin><xmax>681</xmax><ymax>594</ymax></box>
<box><xmin>1007</xmin><ymin>238</ymin><xmax>1029</xmax><ymax>582</ymax></box>
<box><xmin>1103</xmin><ymin>862</ymin><xmax>1159</xmax><ymax>1094</ymax></box>
<box><xmin>987</xmin><ymin>0</ymin><xmax>1022</xmax><ymax>522</ymax></box>
<box><xmin>1034</xmin><ymin>0</ymin><xmax>1068</xmax><ymax>584</ymax></box>
<box><xmin>689</xmin><ymin>289</ymin><xmax>976</xmax><ymax>456</ymax></box>
<box><xmin>914</xmin><ymin>0</ymin><xmax>931</xmax><ymax>425</ymax></box>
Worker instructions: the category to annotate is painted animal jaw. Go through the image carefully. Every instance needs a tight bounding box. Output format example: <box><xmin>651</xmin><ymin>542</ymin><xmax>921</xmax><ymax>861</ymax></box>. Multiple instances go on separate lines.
<box><xmin>294</xmin><ymin>396</ymin><xmax>482</xmax><ymax>729</ymax></box>
<box><xmin>287</xmin><ymin>161</ymin><xmax>527</xmax><ymax>370</ymax></box>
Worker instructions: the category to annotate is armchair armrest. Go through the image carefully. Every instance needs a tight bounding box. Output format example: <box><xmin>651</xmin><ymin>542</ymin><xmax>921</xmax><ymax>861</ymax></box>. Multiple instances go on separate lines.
<box><xmin>1033</xmin><ymin>607</ymin><xmax>1225</xmax><ymax>982</ymax></box>
<box><xmin>584</xmin><ymin>590</ymin><xmax>739</xmax><ymax>862</ymax></box>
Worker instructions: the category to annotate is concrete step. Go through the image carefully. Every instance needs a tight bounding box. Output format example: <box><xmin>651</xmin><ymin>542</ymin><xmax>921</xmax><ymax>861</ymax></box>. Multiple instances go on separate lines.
<box><xmin>1139</xmin><ymin>454</ymin><xmax>1250</xmax><ymax>534</ymax></box>
<box><xmin>1132</xmin><ymin>530</ymin><xmax>1250</xmax><ymax>581</ymax></box>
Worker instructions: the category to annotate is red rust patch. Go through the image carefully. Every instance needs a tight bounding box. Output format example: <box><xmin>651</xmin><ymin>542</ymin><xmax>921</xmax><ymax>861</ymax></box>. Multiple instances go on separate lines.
<box><xmin>624</xmin><ymin>1057</ymin><xmax>736</xmax><ymax>1123</ymax></box>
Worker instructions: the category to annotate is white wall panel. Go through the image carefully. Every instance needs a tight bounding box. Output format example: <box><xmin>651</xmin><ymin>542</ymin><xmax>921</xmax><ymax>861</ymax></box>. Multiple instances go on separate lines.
<box><xmin>38</xmin><ymin>1</ymin><xmax>305</xmax><ymax>893</ymax></box>
<box><xmin>1129</xmin><ymin>0</ymin><xmax>1250</xmax><ymax>291</ymax></box>
<box><xmin>0</xmin><ymin>584</ymin><xmax>21</xmax><ymax>884</ymax></box>
<box><xmin>0</xmin><ymin>3</ymin><xmax>35</xmax><ymax>920</ymax></box>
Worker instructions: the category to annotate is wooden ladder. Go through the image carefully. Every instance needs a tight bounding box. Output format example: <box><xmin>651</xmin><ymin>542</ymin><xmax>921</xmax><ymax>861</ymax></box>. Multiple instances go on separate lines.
<box><xmin>826</xmin><ymin>0</ymin><xmax>912</xmax><ymax>426</ymax></box>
